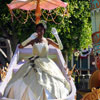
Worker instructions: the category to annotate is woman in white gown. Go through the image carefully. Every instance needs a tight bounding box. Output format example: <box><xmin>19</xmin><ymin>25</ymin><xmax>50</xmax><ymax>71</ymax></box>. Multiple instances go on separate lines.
<box><xmin>3</xmin><ymin>23</ymin><xmax>71</xmax><ymax>100</ymax></box>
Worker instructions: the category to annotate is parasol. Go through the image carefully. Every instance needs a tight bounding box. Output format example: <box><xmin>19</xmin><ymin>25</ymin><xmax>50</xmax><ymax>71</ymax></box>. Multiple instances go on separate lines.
<box><xmin>7</xmin><ymin>0</ymin><xmax>68</xmax><ymax>24</ymax></box>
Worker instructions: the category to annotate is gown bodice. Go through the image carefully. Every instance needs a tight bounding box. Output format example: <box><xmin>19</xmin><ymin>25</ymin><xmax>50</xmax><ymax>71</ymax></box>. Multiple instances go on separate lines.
<box><xmin>33</xmin><ymin>42</ymin><xmax>48</xmax><ymax>58</ymax></box>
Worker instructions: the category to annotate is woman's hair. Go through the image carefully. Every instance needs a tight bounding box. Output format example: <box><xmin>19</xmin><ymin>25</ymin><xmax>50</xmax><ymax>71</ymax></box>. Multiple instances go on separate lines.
<box><xmin>36</xmin><ymin>23</ymin><xmax>46</xmax><ymax>32</ymax></box>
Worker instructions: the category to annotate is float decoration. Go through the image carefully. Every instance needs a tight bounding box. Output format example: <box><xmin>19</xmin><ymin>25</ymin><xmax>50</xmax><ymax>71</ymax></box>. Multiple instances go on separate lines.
<box><xmin>90</xmin><ymin>0</ymin><xmax>100</xmax><ymax>70</ymax></box>
<box><xmin>90</xmin><ymin>0</ymin><xmax>100</xmax><ymax>14</ymax></box>
<box><xmin>80</xmin><ymin>48</ymin><xmax>92</xmax><ymax>58</ymax></box>
<box><xmin>82</xmin><ymin>87</ymin><xmax>100</xmax><ymax>100</ymax></box>
<box><xmin>74</xmin><ymin>48</ymin><xmax>92</xmax><ymax>58</ymax></box>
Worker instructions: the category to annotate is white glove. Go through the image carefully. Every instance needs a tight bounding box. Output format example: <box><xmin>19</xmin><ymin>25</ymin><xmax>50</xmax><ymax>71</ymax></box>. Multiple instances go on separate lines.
<box><xmin>51</xmin><ymin>27</ymin><xmax>58</xmax><ymax>35</ymax></box>
<box><xmin>51</xmin><ymin>28</ymin><xmax>63</xmax><ymax>50</ymax></box>
<box><xmin>30</xmin><ymin>32</ymin><xmax>37</xmax><ymax>39</ymax></box>
<box><xmin>21</xmin><ymin>32</ymin><xmax>37</xmax><ymax>46</ymax></box>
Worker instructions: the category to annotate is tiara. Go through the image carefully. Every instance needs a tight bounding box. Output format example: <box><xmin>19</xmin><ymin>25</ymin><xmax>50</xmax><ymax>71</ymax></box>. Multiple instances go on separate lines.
<box><xmin>39</xmin><ymin>20</ymin><xmax>47</xmax><ymax>29</ymax></box>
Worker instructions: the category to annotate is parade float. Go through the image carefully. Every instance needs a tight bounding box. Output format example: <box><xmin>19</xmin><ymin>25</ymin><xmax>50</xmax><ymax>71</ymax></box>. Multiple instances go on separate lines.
<box><xmin>0</xmin><ymin>45</ymin><xmax>76</xmax><ymax>100</ymax></box>
<box><xmin>0</xmin><ymin>38</ymin><xmax>12</xmax><ymax>82</ymax></box>
<box><xmin>82</xmin><ymin>0</ymin><xmax>100</xmax><ymax>99</ymax></box>
<box><xmin>0</xmin><ymin>0</ymin><xmax>76</xmax><ymax>100</ymax></box>
<box><xmin>89</xmin><ymin>0</ymin><xmax>100</xmax><ymax>90</ymax></box>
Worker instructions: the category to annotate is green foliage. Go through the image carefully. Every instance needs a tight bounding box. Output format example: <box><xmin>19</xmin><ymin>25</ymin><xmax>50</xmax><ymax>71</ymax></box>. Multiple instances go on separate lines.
<box><xmin>61</xmin><ymin>0</ymin><xmax>92</xmax><ymax>58</ymax></box>
<box><xmin>45</xmin><ymin>0</ymin><xmax>92</xmax><ymax>59</ymax></box>
<box><xmin>0</xmin><ymin>0</ymin><xmax>92</xmax><ymax>56</ymax></box>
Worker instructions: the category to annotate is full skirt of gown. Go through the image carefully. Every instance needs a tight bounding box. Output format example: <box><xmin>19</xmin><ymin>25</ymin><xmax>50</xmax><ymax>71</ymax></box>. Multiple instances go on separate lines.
<box><xmin>3</xmin><ymin>57</ymin><xmax>71</xmax><ymax>100</ymax></box>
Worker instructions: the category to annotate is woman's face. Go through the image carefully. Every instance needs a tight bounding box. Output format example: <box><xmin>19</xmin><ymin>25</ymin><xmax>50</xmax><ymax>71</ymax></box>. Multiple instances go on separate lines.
<box><xmin>36</xmin><ymin>26</ymin><xmax>45</xmax><ymax>38</ymax></box>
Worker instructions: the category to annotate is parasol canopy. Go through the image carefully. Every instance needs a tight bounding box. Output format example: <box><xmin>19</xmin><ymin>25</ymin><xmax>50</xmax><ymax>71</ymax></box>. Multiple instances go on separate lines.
<box><xmin>7</xmin><ymin>0</ymin><xmax>68</xmax><ymax>24</ymax></box>
<box><xmin>7</xmin><ymin>0</ymin><xmax>67</xmax><ymax>11</ymax></box>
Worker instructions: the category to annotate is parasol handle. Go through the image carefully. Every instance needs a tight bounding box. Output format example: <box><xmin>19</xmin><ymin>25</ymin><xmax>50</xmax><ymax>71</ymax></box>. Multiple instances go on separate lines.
<box><xmin>35</xmin><ymin>0</ymin><xmax>41</xmax><ymax>24</ymax></box>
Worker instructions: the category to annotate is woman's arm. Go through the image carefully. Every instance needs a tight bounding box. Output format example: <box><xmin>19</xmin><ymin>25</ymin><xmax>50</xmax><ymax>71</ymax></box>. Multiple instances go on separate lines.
<box><xmin>51</xmin><ymin>28</ymin><xmax>63</xmax><ymax>50</ymax></box>
<box><xmin>19</xmin><ymin>33</ymin><xmax>37</xmax><ymax>49</ymax></box>
<box><xmin>18</xmin><ymin>40</ymin><xmax>34</xmax><ymax>49</ymax></box>
<box><xmin>47</xmin><ymin>38</ymin><xmax>59</xmax><ymax>49</ymax></box>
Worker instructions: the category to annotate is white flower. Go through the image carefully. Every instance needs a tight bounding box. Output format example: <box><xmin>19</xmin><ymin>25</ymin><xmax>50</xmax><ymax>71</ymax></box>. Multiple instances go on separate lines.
<box><xmin>74</xmin><ymin>51</ymin><xmax>79</xmax><ymax>57</ymax></box>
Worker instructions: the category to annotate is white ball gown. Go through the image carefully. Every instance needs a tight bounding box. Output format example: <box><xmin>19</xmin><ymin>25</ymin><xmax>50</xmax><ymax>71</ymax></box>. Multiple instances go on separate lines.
<box><xmin>3</xmin><ymin>42</ymin><xmax>71</xmax><ymax>100</ymax></box>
